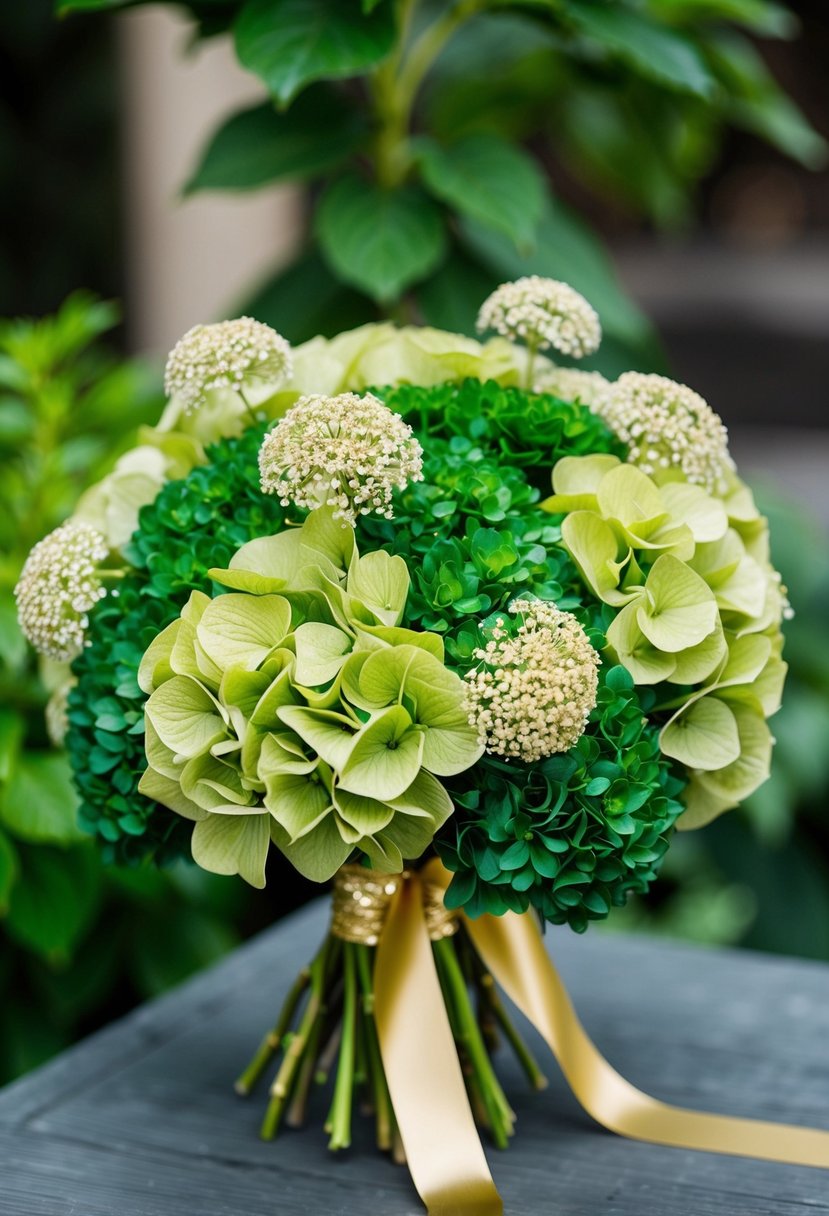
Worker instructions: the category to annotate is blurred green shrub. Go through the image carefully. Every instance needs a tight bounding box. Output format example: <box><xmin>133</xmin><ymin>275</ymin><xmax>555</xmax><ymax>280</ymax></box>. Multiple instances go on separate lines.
<box><xmin>58</xmin><ymin>0</ymin><xmax>825</xmax><ymax>375</ymax></box>
<box><xmin>0</xmin><ymin>295</ymin><xmax>253</xmax><ymax>1081</ymax></box>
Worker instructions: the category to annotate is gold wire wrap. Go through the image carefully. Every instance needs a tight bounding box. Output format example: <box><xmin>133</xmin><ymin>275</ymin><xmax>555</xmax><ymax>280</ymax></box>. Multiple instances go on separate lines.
<box><xmin>330</xmin><ymin>865</ymin><xmax>459</xmax><ymax>945</ymax></box>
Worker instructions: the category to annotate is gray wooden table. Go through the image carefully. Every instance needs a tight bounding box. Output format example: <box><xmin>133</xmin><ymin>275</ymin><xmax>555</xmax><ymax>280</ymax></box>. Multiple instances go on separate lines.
<box><xmin>1</xmin><ymin>899</ymin><xmax>828</xmax><ymax>1216</ymax></box>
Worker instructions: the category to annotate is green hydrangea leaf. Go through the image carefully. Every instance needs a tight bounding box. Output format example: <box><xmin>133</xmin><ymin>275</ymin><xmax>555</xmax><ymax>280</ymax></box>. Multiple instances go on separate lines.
<box><xmin>694</xmin><ymin>701</ymin><xmax>773</xmax><ymax>803</ymax></box>
<box><xmin>191</xmin><ymin>810</ymin><xmax>270</xmax><ymax>888</ymax></box>
<box><xmin>1</xmin><ymin>753</ymin><xmax>85</xmax><ymax>846</ymax></box>
<box><xmin>659</xmin><ymin>696</ymin><xmax>741</xmax><ymax>770</ymax></box>
<box><xmin>560</xmin><ymin>511</ymin><xmax>631</xmax><ymax>604</ymax></box>
<box><xmin>334</xmin><ymin>787</ymin><xmax>394</xmax><ymax>837</ymax></box>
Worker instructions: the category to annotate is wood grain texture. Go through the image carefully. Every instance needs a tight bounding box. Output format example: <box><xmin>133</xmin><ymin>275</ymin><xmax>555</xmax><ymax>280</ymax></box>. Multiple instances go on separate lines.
<box><xmin>1</xmin><ymin>900</ymin><xmax>828</xmax><ymax>1215</ymax></box>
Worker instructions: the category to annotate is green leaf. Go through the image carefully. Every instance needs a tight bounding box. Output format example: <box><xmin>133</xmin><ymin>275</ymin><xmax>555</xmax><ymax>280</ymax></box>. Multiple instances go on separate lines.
<box><xmin>317</xmin><ymin>176</ymin><xmax>447</xmax><ymax>303</ymax></box>
<box><xmin>191</xmin><ymin>812</ymin><xmax>270</xmax><ymax>888</ymax></box>
<box><xmin>184</xmin><ymin>91</ymin><xmax>366</xmax><ymax>194</ymax></box>
<box><xmin>5</xmin><ymin>844</ymin><xmax>101</xmax><ymax>963</ymax></box>
<box><xmin>244</xmin><ymin>250</ymin><xmax>377</xmax><ymax>345</ymax></box>
<box><xmin>415</xmin><ymin>134</ymin><xmax>544</xmax><ymax>250</ymax></box>
<box><xmin>0</xmin><ymin>829</ymin><xmax>18</xmax><ymax>913</ymax></box>
<box><xmin>660</xmin><ymin>696</ymin><xmax>741</xmax><ymax>770</ymax></box>
<box><xmin>708</xmin><ymin>33</ymin><xmax>826</xmax><ymax>167</ymax></box>
<box><xmin>339</xmin><ymin>705</ymin><xmax>424</xmax><ymax>800</ymax></box>
<box><xmin>568</xmin><ymin>2</ymin><xmax>715</xmax><ymax>98</ymax></box>
<box><xmin>0</xmin><ymin>709</ymin><xmax>24</xmax><ymax>787</ymax></box>
<box><xmin>277</xmin><ymin>706</ymin><xmax>358</xmax><ymax>771</ymax></box>
<box><xmin>57</xmin><ymin>0</ymin><xmax>127</xmax><ymax>10</ymax></box>
<box><xmin>647</xmin><ymin>0</ymin><xmax>797</xmax><ymax>39</ymax></box>
<box><xmin>234</xmin><ymin>0</ymin><xmax>396</xmax><ymax>106</ymax></box>
<box><xmin>1</xmin><ymin>753</ymin><xmax>85</xmax><ymax>846</ymax></box>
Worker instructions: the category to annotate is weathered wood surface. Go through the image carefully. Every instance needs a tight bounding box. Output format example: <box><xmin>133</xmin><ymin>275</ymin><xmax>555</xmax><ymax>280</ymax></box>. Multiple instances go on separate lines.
<box><xmin>1</xmin><ymin>900</ymin><xmax>828</xmax><ymax>1215</ymax></box>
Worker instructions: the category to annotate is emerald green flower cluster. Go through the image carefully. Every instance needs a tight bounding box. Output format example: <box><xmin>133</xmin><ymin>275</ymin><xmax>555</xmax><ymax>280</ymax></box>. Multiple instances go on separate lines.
<box><xmin>437</xmin><ymin>666</ymin><xmax>685</xmax><ymax>932</ymax></box>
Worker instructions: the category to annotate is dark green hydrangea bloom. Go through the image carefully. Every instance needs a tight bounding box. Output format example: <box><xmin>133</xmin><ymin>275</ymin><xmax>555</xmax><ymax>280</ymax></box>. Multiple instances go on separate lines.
<box><xmin>66</xmin><ymin>423</ymin><xmax>286</xmax><ymax>866</ymax></box>
<box><xmin>436</xmin><ymin>665</ymin><xmax>686</xmax><ymax>933</ymax></box>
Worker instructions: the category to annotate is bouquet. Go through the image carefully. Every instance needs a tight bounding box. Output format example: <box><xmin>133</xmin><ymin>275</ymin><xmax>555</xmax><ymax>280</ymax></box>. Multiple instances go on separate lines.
<box><xmin>17</xmin><ymin>281</ymin><xmax>826</xmax><ymax>1213</ymax></box>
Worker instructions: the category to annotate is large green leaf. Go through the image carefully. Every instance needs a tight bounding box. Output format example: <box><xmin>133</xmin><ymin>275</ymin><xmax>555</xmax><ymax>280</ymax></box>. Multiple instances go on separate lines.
<box><xmin>0</xmin><ymin>829</ymin><xmax>18</xmax><ymax>914</ymax></box>
<box><xmin>568</xmin><ymin>2</ymin><xmax>715</xmax><ymax>98</ymax></box>
<box><xmin>1</xmin><ymin>753</ymin><xmax>85</xmax><ymax>846</ymax></box>
<box><xmin>317</xmin><ymin>176</ymin><xmax>447</xmax><ymax>303</ymax></box>
<box><xmin>5</xmin><ymin>844</ymin><xmax>102</xmax><ymax>963</ymax></box>
<box><xmin>244</xmin><ymin>251</ymin><xmax>377</xmax><ymax>345</ymax></box>
<box><xmin>184</xmin><ymin>91</ymin><xmax>366</xmax><ymax>195</ymax></box>
<box><xmin>235</xmin><ymin>0</ymin><xmax>396</xmax><ymax>105</ymax></box>
<box><xmin>647</xmin><ymin>0</ymin><xmax>797</xmax><ymax>38</ymax></box>
<box><xmin>415</xmin><ymin>134</ymin><xmax>544</xmax><ymax>250</ymax></box>
<box><xmin>708</xmin><ymin>33</ymin><xmax>826</xmax><ymax>167</ymax></box>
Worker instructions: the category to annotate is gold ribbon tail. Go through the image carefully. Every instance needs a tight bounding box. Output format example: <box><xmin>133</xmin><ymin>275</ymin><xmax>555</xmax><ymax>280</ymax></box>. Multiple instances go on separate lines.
<box><xmin>466</xmin><ymin>907</ymin><xmax>829</xmax><ymax>1169</ymax></box>
<box><xmin>374</xmin><ymin>871</ymin><xmax>504</xmax><ymax>1216</ymax></box>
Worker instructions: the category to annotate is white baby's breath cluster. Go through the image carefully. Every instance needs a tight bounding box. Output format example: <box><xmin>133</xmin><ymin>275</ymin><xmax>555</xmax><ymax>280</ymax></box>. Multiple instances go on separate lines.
<box><xmin>258</xmin><ymin>391</ymin><xmax>424</xmax><ymax>526</ymax></box>
<box><xmin>464</xmin><ymin>600</ymin><xmax>600</xmax><ymax>764</ymax></box>
<box><xmin>536</xmin><ymin>366</ymin><xmax>611</xmax><ymax>412</ymax></box>
<box><xmin>14</xmin><ymin>521</ymin><xmax>109</xmax><ymax>661</ymax></box>
<box><xmin>477</xmin><ymin>277</ymin><xmax>601</xmax><ymax>358</ymax></box>
<box><xmin>600</xmin><ymin>371</ymin><xmax>734</xmax><ymax>493</ymax></box>
<box><xmin>164</xmin><ymin>317</ymin><xmax>292</xmax><ymax>413</ymax></box>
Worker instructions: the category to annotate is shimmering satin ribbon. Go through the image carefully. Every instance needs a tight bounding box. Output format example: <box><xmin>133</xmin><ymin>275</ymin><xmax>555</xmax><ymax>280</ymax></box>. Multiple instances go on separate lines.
<box><xmin>332</xmin><ymin>861</ymin><xmax>829</xmax><ymax>1216</ymax></box>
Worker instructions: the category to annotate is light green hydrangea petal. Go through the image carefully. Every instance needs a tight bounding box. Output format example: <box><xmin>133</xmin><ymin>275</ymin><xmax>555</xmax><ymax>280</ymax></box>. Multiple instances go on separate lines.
<box><xmin>606</xmin><ymin>600</ymin><xmax>677</xmax><ymax>684</ymax></box>
<box><xmin>138</xmin><ymin>618</ymin><xmax>181</xmax><ymax>695</ymax></box>
<box><xmin>660</xmin><ymin>696</ymin><xmax>741</xmax><ymax>771</ymax></box>
<box><xmin>264</xmin><ymin>770</ymin><xmax>333</xmax><ymax>841</ymax></box>
<box><xmin>561</xmin><ymin>512</ymin><xmax>633</xmax><ymax>605</ymax></box>
<box><xmin>293</xmin><ymin>622</ymin><xmax>353</xmax><ymax>687</ymax></box>
<box><xmin>269</xmin><ymin>814</ymin><xmax>353</xmax><ymax>882</ymax></box>
<box><xmin>196</xmin><ymin>593</ymin><xmax>292</xmax><ymax>672</ymax></box>
<box><xmin>138</xmin><ymin>766</ymin><xmax>207</xmax><ymax>822</ymax></box>
<box><xmin>191</xmin><ymin>811</ymin><xmax>270</xmax><ymax>888</ymax></box>
<box><xmin>145</xmin><ymin>674</ymin><xmax>227</xmax><ymax>759</ymax></box>
<box><xmin>347</xmin><ymin>550</ymin><xmax>410</xmax><ymax>627</ymax></box>
<box><xmin>276</xmin><ymin>706</ymin><xmax>358</xmax><ymax>772</ymax></box>
<box><xmin>334</xmin><ymin>788</ymin><xmax>395</xmax><ymax>838</ymax></box>
<box><xmin>339</xmin><ymin>705</ymin><xmax>424</xmax><ymax>801</ymax></box>
<box><xmin>659</xmin><ymin>481</ymin><xmax>729</xmax><ymax>544</ymax></box>
<box><xmin>636</xmin><ymin>555</ymin><xmax>719</xmax><ymax>653</ymax></box>
<box><xmin>694</xmin><ymin>702</ymin><xmax>773</xmax><ymax>804</ymax></box>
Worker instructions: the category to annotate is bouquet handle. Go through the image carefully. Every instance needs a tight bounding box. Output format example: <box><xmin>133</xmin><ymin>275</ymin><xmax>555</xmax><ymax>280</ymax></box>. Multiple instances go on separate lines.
<box><xmin>371</xmin><ymin>860</ymin><xmax>829</xmax><ymax>1215</ymax></box>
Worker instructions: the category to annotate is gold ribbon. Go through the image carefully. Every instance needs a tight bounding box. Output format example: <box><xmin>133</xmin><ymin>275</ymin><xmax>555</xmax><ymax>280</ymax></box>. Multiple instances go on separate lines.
<box><xmin>332</xmin><ymin>861</ymin><xmax>829</xmax><ymax>1216</ymax></box>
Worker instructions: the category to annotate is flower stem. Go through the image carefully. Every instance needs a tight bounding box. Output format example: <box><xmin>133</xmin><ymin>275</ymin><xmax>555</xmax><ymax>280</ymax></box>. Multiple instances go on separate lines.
<box><xmin>355</xmin><ymin>943</ymin><xmax>395</xmax><ymax>1151</ymax></box>
<box><xmin>433</xmin><ymin>936</ymin><xmax>515</xmax><ymax>1149</ymax></box>
<box><xmin>235</xmin><ymin>963</ymin><xmax>312</xmax><ymax>1096</ymax></box>
<box><xmin>327</xmin><ymin>943</ymin><xmax>359</xmax><ymax>1150</ymax></box>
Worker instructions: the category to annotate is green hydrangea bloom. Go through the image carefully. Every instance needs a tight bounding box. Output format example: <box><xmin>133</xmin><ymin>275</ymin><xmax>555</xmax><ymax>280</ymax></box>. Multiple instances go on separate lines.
<box><xmin>139</xmin><ymin>508</ymin><xmax>483</xmax><ymax>887</ymax></box>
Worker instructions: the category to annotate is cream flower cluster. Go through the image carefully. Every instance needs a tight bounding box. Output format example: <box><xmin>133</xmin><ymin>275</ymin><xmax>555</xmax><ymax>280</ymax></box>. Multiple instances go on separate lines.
<box><xmin>536</xmin><ymin>366</ymin><xmax>611</xmax><ymax>411</ymax></box>
<box><xmin>164</xmin><ymin>317</ymin><xmax>292</xmax><ymax>413</ymax></box>
<box><xmin>600</xmin><ymin>371</ymin><xmax>734</xmax><ymax>493</ymax></box>
<box><xmin>464</xmin><ymin>599</ymin><xmax>600</xmax><ymax>763</ymax></box>
<box><xmin>258</xmin><ymin>391</ymin><xmax>423</xmax><ymax>525</ymax></box>
<box><xmin>15</xmin><ymin>521</ymin><xmax>109</xmax><ymax>661</ymax></box>
<box><xmin>477</xmin><ymin>277</ymin><xmax>601</xmax><ymax>358</ymax></box>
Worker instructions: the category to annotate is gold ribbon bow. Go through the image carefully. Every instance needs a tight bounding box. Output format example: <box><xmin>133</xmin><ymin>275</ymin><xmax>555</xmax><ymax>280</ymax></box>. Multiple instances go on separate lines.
<box><xmin>333</xmin><ymin>860</ymin><xmax>829</xmax><ymax>1215</ymax></box>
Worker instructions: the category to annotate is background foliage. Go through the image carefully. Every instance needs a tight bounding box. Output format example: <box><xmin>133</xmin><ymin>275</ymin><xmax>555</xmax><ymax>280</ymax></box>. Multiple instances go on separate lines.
<box><xmin>0</xmin><ymin>297</ymin><xmax>268</xmax><ymax>1081</ymax></box>
<box><xmin>57</xmin><ymin>0</ymin><xmax>825</xmax><ymax>375</ymax></box>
